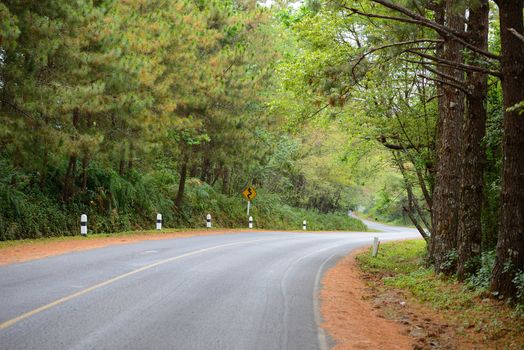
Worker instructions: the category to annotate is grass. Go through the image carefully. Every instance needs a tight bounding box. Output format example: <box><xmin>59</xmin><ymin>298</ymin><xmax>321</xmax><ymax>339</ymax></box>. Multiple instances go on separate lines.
<box><xmin>0</xmin><ymin>212</ymin><xmax>367</xmax><ymax>249</ymax></box>
<box><xmin>356</xmin><ymin>240</ymin><xmax>524</xmax><ymax>348</ymax></box>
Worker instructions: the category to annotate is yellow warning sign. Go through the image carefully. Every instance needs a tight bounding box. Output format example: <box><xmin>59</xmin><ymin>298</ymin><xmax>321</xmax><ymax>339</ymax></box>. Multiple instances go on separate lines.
<box><xmin>242</xmin><ymin>186</ymin><xmax>257</xmax><ymax>201</ymax></box>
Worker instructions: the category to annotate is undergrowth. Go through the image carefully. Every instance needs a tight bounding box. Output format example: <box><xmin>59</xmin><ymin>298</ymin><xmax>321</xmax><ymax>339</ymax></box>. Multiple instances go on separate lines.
<box><xmin>356</xmin><ymin>240</ymin><xmax>524</xmax><ymax>347</ymax></box>
<box><xmin>0</xmin><ymin>165</ymin><xmax>366</xmax><ymax>240</ymax></box>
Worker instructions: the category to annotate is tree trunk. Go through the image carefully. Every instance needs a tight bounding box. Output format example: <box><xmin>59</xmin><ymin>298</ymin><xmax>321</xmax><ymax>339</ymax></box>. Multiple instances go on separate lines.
<box><xmin>63</xmin><ymin>154</ymin><xmax>77</xmax><ymax>202</ymax></box>
<box><xmin>222</xmin><ymin>167</ymin><xmax>230</xmax><ymax>195</ymax></box>
<box><xmin>189</xmin><ymin>164</ymin><xmax>198</xmax><ymax>178</ymax></box>
<box><xmin>456</xmin><ymin>0</ymin><xmax>489</xmax><ymax>281</ymax></box>
<box><xmin>118</xmin><ymin>145</ymin><xmax>126</xmax><ymax>176</ymax></box>
<box><xmin>200</xmin><ymin>157</ymin><xmax>211</xmax><ymax>183</ymax></box>
<box><xmin>127</xmin><ymin>142</ymin><xmax>134</xmax><ymax>172</ymax></box>
<box><xmin>429</xmin><ymin>1</ymin><xmax>465</xmax><ymax>274</ymax></box>
<box><xmin>72</xmin><ymin>107</ymin><xmax>80</xmax><ymax>129</ymax></box>
<box><xmin>39</xmin><ymin>150</ymin><xmax>48</xmax><ymax>189</ymax></box>
<box><xmin>395</xmin><ymin>152</ymin><xmax>431</xmax><ymax>240</ymax></box>
<box><xmin>175</xmin><ymin>155</ymin><xmax>189</xmax><ymax>209</ymax></box>
<box><xmin>211</xmin><ymin>165</ymin><xmax>220</xmax><ymax>187</ymax></box>
<box><xmin>490</xmin><ymin>0</ymin><xmax>524</xmax><ymax>298</ymax></box>
<box><xmin>81</xmin><ymin>152</ymin><xmax>90</xmax><ymax>191</ymax></box>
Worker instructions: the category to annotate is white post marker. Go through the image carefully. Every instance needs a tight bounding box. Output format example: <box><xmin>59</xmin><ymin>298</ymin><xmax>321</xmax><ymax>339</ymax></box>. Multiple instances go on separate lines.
<box><xmin>206</xmin><ymin>214</ymin><xmax>212</xmax><ymax>228</ymax></box>
<box><xmin>80</xmin><ymin>214</ymin><xmax>87</xmax><ymax>236</ymax></box>
<box><xmin>249</xmin><ymin>216</ymin><xmax>253</xmax><ymax>229</ymax></box>
<box><xmin>372</xmin><ymin>237</ymin><xmax>380</xmax><ymax>257</ymax></box>
<box><xmin>303</xmin><ymin>220</ymin><xmax>307</xmax><ymax>231</ymax></box>
<box><xmin>156</xmin><ymin>213</ymin><xmax>162</xmax><ymax>230</ymax></box>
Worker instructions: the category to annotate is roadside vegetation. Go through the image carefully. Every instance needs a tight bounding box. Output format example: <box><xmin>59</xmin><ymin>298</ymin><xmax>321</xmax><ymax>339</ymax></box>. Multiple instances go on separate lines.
<box><xmin>1</xmin><ymin>0</ymin><xmax>523</xmax><ymax>301</ymax></box>
<box><xmin>0</xmin><ymin>1</ymin><xmax>367</xmax><ymax>240</ymax></box>
<box><xmin>357</xmin><ymin>240</ymin><xmax>524</xmax><ymax>348</ymax></box>
<box><xmin>276</xmin><ymin>0</ymin><xmax>524</xmax><ymax>302</ymax></box>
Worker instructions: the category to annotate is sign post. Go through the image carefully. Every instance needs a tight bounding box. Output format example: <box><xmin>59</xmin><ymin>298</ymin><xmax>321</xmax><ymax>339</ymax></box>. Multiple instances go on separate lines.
<box><xmin>242</xmin><ymin>186</ymin><xmax>257</xmax><ymax>217</ymax></box>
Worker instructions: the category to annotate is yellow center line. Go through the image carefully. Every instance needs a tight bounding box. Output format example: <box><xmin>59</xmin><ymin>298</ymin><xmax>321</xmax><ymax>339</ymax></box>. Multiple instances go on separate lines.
<box><xmin>0</xmin><ymin>237</ymin><xmax>288</xmax><ymax>330</ymax></box>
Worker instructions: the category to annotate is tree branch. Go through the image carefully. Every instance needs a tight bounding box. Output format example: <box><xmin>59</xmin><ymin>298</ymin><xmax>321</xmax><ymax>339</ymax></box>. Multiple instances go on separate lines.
<box><xmin>418</xmin><ymin>74</ymin><xmax>471</xmax><ymax>95</ymax></box>
<box><xmin>366</xmin><ymin>0</ymin><xmax>500</xmax><ymax>60</ymax></box>
<box><xmin>406</xmin><ymin>50</ymin><xmax>501</xmax><ymax>77</ymax></box>
<box><xmin>341</xmin><ymin>2</ymin><xmax>498</xmax><ymax>60</ymax></box>
<box><xmin>400</xmin><ymin>57</ymin><xmax>499</xmax><ymax>79</ymax></box>
<box><xmin>405</xmin><ymin>152</ymin><xmax>433</xmax><ymax>210</ymax></box>
<box><xmin>509</xmin><ymin>28</ymin><xmax>524</xmax><ymax>44</ymax></box>
<box><xmin>350</xmin><ymin>39</ymin><xmax>442</xmax><ymax>82</ymax></box>
<box><xmin>393</xmin><ymin>152</ymin><xmax>431</xmax><ymax>240</ymax></box>
<box><xmin>422</xmin><ymin>66</ymin><xmax>468</xmax><ymax>89</ymax></box>
<box><xmin>377</xmin><ymin>135</ymin><xmax>425</xmax><ymax>150</ymax></box>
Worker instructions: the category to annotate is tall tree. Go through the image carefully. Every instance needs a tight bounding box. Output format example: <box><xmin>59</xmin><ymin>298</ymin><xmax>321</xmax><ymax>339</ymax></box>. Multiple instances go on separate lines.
<box><xmin>429</xmin><ymin>0</ymin><xmax>465</xmax><ymax>274</ymax></box>
<box><xmin>457</xmin><ymin>0</ymin><xmax>490</xmax><ymax>280</ymax></box>
<box><xmin>490</xmin><ymin>0</ymin><xmax>524</xmax><ymax>298</ymax></box>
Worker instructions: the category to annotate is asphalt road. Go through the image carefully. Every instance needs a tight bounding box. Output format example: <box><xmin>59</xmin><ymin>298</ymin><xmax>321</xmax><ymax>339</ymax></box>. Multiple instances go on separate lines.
<box><xmin>0</xmin><ymin>226</ymin><xmax>419</xmax><ymax>350</ymax></box>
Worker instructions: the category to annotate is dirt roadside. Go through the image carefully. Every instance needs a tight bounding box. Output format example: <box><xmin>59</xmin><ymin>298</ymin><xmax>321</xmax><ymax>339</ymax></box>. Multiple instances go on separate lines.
<box><xmin>321</xmin><ymin>247</ymin><xmax>500</xmax><ymax>350</ymax></box>
<box><xmin>321</xmin><ymin>248</ymin><xmax>414</xmax><ymax>350</ymax></box>
<box><xmin>0</xmin><ymin>229</ymin><xmax>254</xmax><ymax>265</ymax></box>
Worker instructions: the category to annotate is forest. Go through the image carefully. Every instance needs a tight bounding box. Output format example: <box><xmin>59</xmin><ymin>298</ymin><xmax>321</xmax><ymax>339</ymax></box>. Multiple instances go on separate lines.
<box><xmin>0</xmin><ymin>0</ymin><xmax>523</xmax><ymax>300</ymax></box>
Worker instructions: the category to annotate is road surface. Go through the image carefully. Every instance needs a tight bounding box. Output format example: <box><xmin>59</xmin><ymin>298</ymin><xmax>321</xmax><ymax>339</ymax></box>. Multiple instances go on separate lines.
<box><xmin>0</xmin><ymin>227</ymin><xmax>419</xmax><ymax>350</ymax></box>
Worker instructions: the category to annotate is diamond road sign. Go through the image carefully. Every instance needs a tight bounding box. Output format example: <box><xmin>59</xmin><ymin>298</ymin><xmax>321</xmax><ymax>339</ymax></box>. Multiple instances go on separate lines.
<box><xmin>242</xmin><ymin>186</ymin><xmax>257</xmax><ymax>201</ymax></box>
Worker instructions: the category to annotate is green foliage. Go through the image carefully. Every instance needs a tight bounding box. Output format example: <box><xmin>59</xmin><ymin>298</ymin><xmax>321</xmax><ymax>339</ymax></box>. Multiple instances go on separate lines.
<box><xmin>357</xmin><ymin>238</ymin><xmax>524</xmax><ymax>342</ymax></box>
<box><xmin>357</xmin><ymin>240</ymin><xmax>427</xmax><ymax>274</ymax></box>
<box><xmin>358</xmin><ymin>240</ymin><xmax>481</xmax><ymax>310</ymax></box>
<box><xmin>466</xmin><ymin>251</ymin><xmax>496</xmax><ymax>293</ymax></box>
<box><xmin>170</xmin><ymin>179</ymin><xmax>367</xmax><ymax>231</ymax></box>
<box><xmin>514</xmin><ymin>271</ymin><xmax>524</xmax><ymax>303</ymax></box>
<box><xmin>366</xmin><ymin>178</ymin><xmax>409</xmax><ymax>224</ymax></box>
<box><xmin>0</xmin><ymin>163</ymin><xmax>367</xmax><ymax>240</ymax></box>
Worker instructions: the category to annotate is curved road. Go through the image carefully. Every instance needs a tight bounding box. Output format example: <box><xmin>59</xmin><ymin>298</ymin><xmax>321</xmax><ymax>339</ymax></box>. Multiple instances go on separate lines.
<box><xmin>0</xmin><ymin>227</ymin><xmax>419</xmax><ymax>350</ymax></box>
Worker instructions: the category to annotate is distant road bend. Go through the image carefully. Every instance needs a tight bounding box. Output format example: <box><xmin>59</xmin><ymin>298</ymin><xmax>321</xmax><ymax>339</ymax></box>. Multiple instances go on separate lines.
<box><xmin>0</xmin><ymin>224</ymin><xmax>418</xmax><ymax>350</ymax></box>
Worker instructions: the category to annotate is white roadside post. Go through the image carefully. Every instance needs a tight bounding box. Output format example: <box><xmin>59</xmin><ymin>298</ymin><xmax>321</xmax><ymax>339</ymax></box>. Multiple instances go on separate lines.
<box><xmin>249</xmin><ymin>216</ymin><xmax>253</xmax><ymax>229</ymax></box>
<box><xmin>206</xmin><ymin>214</ymin><xmax>212</xmax><ymax>228</ymax></box>
<box><xmin>247</xmin><ymin>201</ymin><xmax>251</xmax><ymax>217</ymax></box>
<box><xmin>156</xmin><ymin>213</ymin><xmax>162</xmax><ymax>230</ymax></box>
<box><xmin>80</xmin><ymin>214</ymin><xmax>87</xmax><ymax>236</ymax></box>
<box><xmin>303</xmin><ymin>220</ymin><xmax>307</xmax><ymax>231</ymax></box>
<box><xmin>372</xmin><ymin>237</ymin><xmax>380</xmax><ymax>257</ymax></box>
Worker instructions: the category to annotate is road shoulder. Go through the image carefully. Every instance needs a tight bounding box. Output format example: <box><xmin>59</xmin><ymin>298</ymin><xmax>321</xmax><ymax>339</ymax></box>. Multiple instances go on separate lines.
<box><xmin>322</xmin><ymin>240</ymin><xmax>524</xmax><ymax>350</ymax></box>
<box><xmin>0</xmin><ymin>229</ymin><xmax>250</xmax><ymax>265</ymax></box>
<box><xmin>320</xmin><ymin>247</ymin><xmax>413</xmax><ymax>350</ymax></box>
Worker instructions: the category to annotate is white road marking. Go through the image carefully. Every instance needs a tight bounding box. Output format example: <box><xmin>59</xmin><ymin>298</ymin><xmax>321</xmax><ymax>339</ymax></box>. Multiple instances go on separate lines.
<box><xmin>0</xmin><ymin>237</ymin><xmax>291</xmax><ymax>331</ymax></box>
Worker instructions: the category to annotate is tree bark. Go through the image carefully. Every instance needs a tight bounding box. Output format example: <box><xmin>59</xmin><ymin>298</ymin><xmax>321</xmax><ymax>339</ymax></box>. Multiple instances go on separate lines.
<box><xmin>490</xmin><ymin>0</ymin><xmax>524</xmax><ymax>298</ymax></box>
<box><xmin>189</xmin><ymin>164</ymin><xmax>198</xmax><ymax>178</ymax></box>
<box><xmin>222</xmin><ymin>167</ymin><xmax>230</xmax><ymax>195</ymax></box>
<box><xmin>429</xmin><ymin>1</ymin><xmax>465</xmax><ymax>274</ymax></box>
<box><xmin>200</xmin><ymin>157</ymin><xmax>211</xmax><ymax>183</ymax></box>
<box><xmin>81</xmin><ymin>152</ymin><xmax>90</xmax><ymax>191</ymax></box>
<box><xmin>175</xmin><ymin>155</ymin><xmax>189</xmax><ymax>209</ymax></box>
<box><xmin>457</xmin><ymin>0</ymin><xmax>489</xmax><ymax>281</ymax></box>
<box><xmin>63</xmin><ymin>154</ymin><xmax>77</xmax><ymax>202</ymax></box>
